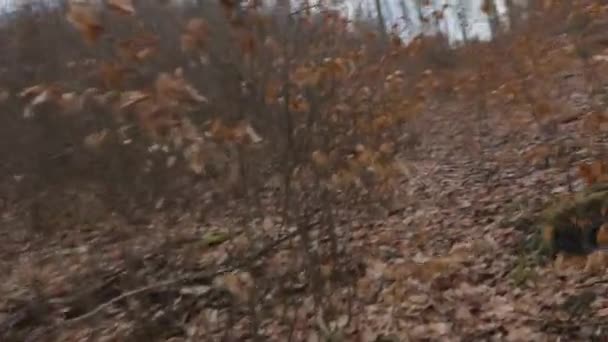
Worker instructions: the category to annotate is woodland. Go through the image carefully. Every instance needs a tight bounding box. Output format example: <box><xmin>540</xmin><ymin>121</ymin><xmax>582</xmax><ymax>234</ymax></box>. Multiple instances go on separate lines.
<box><xmin>2</xmin><ymin>0</ymin><xmax>608</xmax><ymax>341</ymax></box>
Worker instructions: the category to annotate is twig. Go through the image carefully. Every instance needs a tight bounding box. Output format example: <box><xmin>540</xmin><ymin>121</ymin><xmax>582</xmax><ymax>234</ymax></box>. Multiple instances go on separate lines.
<box><xmin>575</xmin><ymin>278</ymin><xmax>608</xmax><ymax>289</ymax></box>
<box><xmin>60</xmin><ymin>270</ymin><xmax>223</xmax><ymax>326</ymax></box>
<box><xmin>58</xmin><ymin>228</ymin><xmax>302</xmax><ymax>326</ymax></box>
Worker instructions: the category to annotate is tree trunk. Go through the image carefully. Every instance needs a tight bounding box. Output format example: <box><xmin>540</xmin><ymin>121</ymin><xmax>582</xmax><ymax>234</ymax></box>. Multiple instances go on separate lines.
<box><xmin>484</xmin><ymin>0</ymin><xmax>501</xmax><ymax>39</ymax></box>
<box><xmin>457</xmin><ymin>0</ymin><xmax>469</xmax><ymax>43</ymax></box>
<box><xmin>374</xmin><ymin>0</ymin><xmax>388</xmax><ymax>42</ymax></box>
<box><xmin>398</xmin><ymin>0</ymin><xmax>413</xmax><ymax>31</ymax></box>
<box><xmin>504</xmin><ymin>0</ymin><xmax>524</xmax><ymax>31</ymax></box>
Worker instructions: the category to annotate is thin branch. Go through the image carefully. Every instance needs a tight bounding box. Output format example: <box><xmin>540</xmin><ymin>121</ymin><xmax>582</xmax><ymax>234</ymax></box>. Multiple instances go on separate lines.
<box><xmin>57</xmin><ymin>228</ymin><xmax>302</xmax><ymax>326</ymax></box>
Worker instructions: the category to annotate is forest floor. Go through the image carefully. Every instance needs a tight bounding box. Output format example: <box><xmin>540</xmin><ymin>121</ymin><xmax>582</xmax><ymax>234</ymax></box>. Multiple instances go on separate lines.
<box><xmin>2</xmin><ymin>76</ymin><xmax>608</xmax><ymax>341</ymax></box>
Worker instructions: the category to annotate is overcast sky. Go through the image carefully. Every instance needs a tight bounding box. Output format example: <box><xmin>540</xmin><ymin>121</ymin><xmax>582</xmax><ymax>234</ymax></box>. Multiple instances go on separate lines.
<box><xmin>345</xmin><ymin>0</ymin><xmax>508</xmax><ymax>42</ymax></box>
<box><xmin>1</xmin><ymin>0</ymin><xmax>506</xmax><ymax>42</ymax></box>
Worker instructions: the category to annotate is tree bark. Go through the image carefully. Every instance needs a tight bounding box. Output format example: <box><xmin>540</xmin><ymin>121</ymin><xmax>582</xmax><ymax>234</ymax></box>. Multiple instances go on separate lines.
<box><xmin>374</xmin><ymin>0</ymin><xmax>388</xmax><ymax>42</ymax></box>
<box><xmin>456</xmin><ymin>0</ymin><xmax>469</xmax><ymax>43</ymax></box>
<box><xmin>485</xmin><ymin>0</ymin><xmax>501</xmax><ymax>39</ymax></box>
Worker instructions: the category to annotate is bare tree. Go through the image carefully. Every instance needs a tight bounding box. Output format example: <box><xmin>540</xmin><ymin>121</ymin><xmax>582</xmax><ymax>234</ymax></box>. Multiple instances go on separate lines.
<box><xmin>398</xmin><ymin>0</ymin><xmax>414</xmax><ymax>34</ymax></box>
<box><xmin>374</xmin><ymin>0</ymin><xmax>388</xmax><ymax>42</ymax></box>
<box><xmin>382</xmin><ymin>0</ymin><xmax>394</xmax><ymax>24</ymax></box>
<box><xmin>413</xmin><ymin>0</ymin><xmax>428</xmax><ymax>34</ymax></box>
<box><xmin>504</xmin><ymin>0</ymin><xmax>522</xmax><ymax>30</ymax></box>
<box><xmin>456</xmin><ymin>0</ymin><xmax>469</xmax><ymax>43</ymax></box>
<box><xmin>484</xmin><ymin>0</ymin><xmax>501</xmax><ymax>39</ymax></box>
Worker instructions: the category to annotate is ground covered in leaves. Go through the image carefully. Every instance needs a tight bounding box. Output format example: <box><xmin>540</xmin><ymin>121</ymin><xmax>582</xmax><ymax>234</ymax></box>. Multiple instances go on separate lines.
<box><xmin>4</xmin><ymin>2</ymin><xmax>608</xmax><ymax>340</ymax></box>
<box><xmin>2</xmin><ymin>76</ymin><xmax>608</xmax><ymax>341</ymax></box>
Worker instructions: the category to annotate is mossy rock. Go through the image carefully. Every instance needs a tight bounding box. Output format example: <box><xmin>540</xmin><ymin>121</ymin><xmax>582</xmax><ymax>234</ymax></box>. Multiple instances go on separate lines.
<box><xmin>537</xmin><ymin>182</ymin><xmax>608</xmax><ymax>255</ymax></box>
<box><xmin>540</xmin><ymin>183</ymin><xmax>608</xmax><ymax>223</ymax></box>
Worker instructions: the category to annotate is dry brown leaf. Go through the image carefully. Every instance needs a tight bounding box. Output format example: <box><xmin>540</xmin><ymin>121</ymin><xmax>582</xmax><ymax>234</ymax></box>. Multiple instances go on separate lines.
<box><xmin>428</xmin><ymin>322</ymin><xmax>451</xmax><ymax>336</ymax></box>
<box><xmin>183</xmin><ymin>143</ymin><xmax>205</xmax><ymax>174</ymax></box>
<box><xmin>28</xmin><ymin>87</ymin><xmax>59</xmax><ymax>109</ymax></box>
<box><xmin>84</xmin><ymin>129</ymin><xmax>108</xmax><ymax>150</ymax></box>
<box><xmin>578</xmin><ymin>160</ymin><xmax>608</xmax><ymax>185</ymax></box>
<box><xmin>58</xmin><ymin>92</ymin><xmax>83</xmax><ymax>114</ymax></box>
<box><xmin>154</xmin><ymin>71</ymin><xmax>206</xmax><ymax>107</ymax></box>
<box><xmin>311</xmin><ymin>150</ymin><xmax>329</xmax><ymax>168</ymax></box>
<box><xmin>243</xmin><ymin>123</ymin><xmax>262</xmax><ymax>143</ymax></box>
<box><xmin>135</xmin><ymin>46</ymin><xmax>155</xmax><ymax>60</ymax></box>
<box><xmin>506</xmin><ymin>326</ymin><xmax>543</xmax><ymax>342</ymax></box>
<box><xmin>107</xmin><ymin>0</ymin><xmax>136</xmax><ymax>16</ymax></box>
<box><xmin>66</xmin><ymin>2</ymin><xmax>104</xmax><ymax>44</ymax></box>
<box><xmin>584</xmin><ymin>251</ymin><xmax>608</xmax><ymax>275</ymax></box>
<box><xmin>119</xmin><ymin>90</ymin><xmax>150</xmax><ymax>109</ymax></box>
<box><xmin>597</xmin><ymin>307</ymin><xmax>608</xmax><ymax>317</ymax></box>
<box><xmin>292</xmin><ymin>66</ymin><xmax>320</xmax><ymax>88</ymax></box>
<box><xmin>181</xmin><ymin>18</ymin><xmax>208</xmax><ymax>53</ymax></box>
<box><xmin>19</xmin><ymin>84</ymin><xmax>47</xmax><ymax>99</ymax></box>
<box><xmin>214</xmin><ymin>272</ymin><xmax>253</xmax><ymax>303</ymax></box>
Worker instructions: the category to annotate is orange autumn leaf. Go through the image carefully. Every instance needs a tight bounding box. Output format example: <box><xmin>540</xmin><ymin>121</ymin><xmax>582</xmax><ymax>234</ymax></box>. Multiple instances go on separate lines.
<box><xmin>578</xmin><ymin>160</ymin><xmax>608</xmax><ymax>185</ymax></box>
<box><xmin>133</xmin><ymin>99</ymin><xmax>176</xmax><ymax>139</ymax></box>
<box><xmin>66</xmin><ymin>2</ymin><xmax>104</xmax><ymax>44</ymax></box>
<box><xmin>119</xmin><ymin>90</ymin><xmax>150</xmax><ymax>110</ymax></box>
<box><xmin>208</xmin><ymin>119</ymin><xmax>233</xmax><ymax>141</ymax></box>
<box><xmin>116</xmin><ymin>33</ymin><xmax>159</xmax><ymax>62</ymax></box>
<box><xmin>154</xmin><ymin>70</ymin><xmax>207</xmax><ymax>106</ymax></box>
<box><xmin>292</xmin><ymin>66</ymin><xmax>320</xmax><ymax>88</ymax></box>
<box><xmin>181</xmin><ymin>18</ymin><xmax>209</xmax><ymax>53</ymax></box>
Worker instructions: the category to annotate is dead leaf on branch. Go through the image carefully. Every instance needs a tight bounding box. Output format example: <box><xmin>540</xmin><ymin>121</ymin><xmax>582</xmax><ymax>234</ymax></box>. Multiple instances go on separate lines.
<box><xmin>58</xmin><ymin>92</ymin><xmax>84</xmax><ymax>115</ymax></box>
<box><xmin>66</xmin><ymin>1</ymin><xmax>104</xmax><ymax>44</ymax></box>
<box><xmin>206</xmin><ymin>119</ymin><xmax>262</xmax><ymax>144</ymax></box>
<box><xmin>243</xmin><ymin>123</ymin><xmax>263</xmax><ymax>144</ymax></box>
<box><xmin>311</xmin><ymin>150</ymin><xmax>329</xmax><ymax>169</ymax></box>
<box><xmin>321</xmin><ymin>57</ymin><xmax>353</xmax><ymax>80</ymax></box>
<box><xmin>183</xmin><ymin>142</ymin><xmax>205</xmax><ymax>175</ymax></box>
<box><xmin>181</xmin><ymin>18</ymin><xmax>209</xmax><ymax>53</ymax></box>
<box><xmin>116</xmin><ymin>33</ymin><xmax>159</xmax><ymax>62</ymax></box>
<box><xmin>155</xmin><ymin>70</ymin><xmax>207</xmax><ymax>107</ymax></box>
<box><xmin>292</xmin><ymin>65</ymin><xmax>320</xmax><ymax>88</ymax></box>
<box><xmin>19</xmin><ymin>84</ymin><xmax>62</xmax><ymax>119</ymax></box>
<box><xmin>135</xmin><ymin>102</ymin><xmax>177</xmax><ymax>140</ymax></box>
<box><xmin>84</xmin><ymin>129</ymin><xmax>109</xmax><ymax>150</ymax></box>
<box><xmin>19</xmin><ymin>84</ymin><xmax>48</xmax><ymax>99</ymax></box>
<box><xmin>119</xmin><ymin>90</ymin><xmax>150</xmax><ymax>109</ymax></box>
<box><xmin>107</xmin><ymin>0</ymin><xmax>136</xmax><ymax>16</ymax></box>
